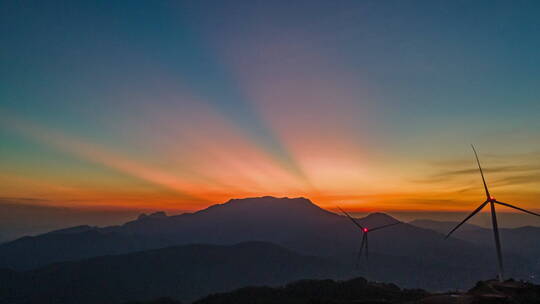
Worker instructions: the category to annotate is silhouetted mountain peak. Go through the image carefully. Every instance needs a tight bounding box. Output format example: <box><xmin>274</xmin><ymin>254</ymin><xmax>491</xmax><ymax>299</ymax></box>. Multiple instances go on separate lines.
<box><xmin>195</xmin><ymin>196</ymin><xmax>332</xmax><ymax>218</ymax></box>
<box><xmin>365</xmin><ymin>212</ymin><xmax>396</xmax><ymax>220</ymax></box>
<box><xmin>223</xmin><ymin>196</ymin><xmax>313</xmax><ymax>207</ymax></box>
<box><xmin>360</xmin><ymin>212</ymin><xmax>399</xmax><ymax>227</ymax></box>
<box><xmin>46</xmin><ymin>225</ymin><xmax>96</xmax><ymax>235</ymax></box>
<box><xmin>138</xmin><ymin>211</ymin><xmax>168</xmax><ymax>220</ymax></box>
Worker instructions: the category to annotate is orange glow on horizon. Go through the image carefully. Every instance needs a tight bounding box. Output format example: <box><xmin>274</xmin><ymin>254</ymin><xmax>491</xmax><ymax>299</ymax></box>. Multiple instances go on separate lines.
<box><xmin>1</xmin><ymin>99</ymin><xmax>539</xmax><ymax>214</ymax></box>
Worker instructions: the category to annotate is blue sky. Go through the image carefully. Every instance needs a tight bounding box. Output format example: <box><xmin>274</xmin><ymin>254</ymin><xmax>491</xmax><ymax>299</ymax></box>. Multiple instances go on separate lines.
<box><xmin>1</xmin><ymin>1</ymin><xmax>539</xmax><ymax>217</ymax></box>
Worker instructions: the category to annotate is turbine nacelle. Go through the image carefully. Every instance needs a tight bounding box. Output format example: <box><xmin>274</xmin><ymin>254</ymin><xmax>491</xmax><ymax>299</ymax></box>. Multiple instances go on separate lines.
<box><xmin>337</xmin><ymin>206</ymin><xmax>402</xmax><ymax>268</ymax></box>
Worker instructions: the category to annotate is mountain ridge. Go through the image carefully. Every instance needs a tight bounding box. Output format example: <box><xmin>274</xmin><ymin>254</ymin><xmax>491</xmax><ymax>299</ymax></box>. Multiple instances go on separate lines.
<box><xmin>0</xmin><ymin>241</ymin><xmax>349</xmax><ymax>304</ymax></box>
<box><xmin>0</xmin><ymin>196</ymin><xmax>537</xmax><ymax>290</ymax></box>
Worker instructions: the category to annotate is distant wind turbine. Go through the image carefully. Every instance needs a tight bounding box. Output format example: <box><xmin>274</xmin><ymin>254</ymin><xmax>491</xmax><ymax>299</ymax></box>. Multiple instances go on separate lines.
<box><xmin>445</xmin><ymin>145</ymin><xmax>540</xmax><ymax>282</ymax></box>
<box><xmin>338</xmin><ymin>207</ymin><xmax>401</xmax><ymax>266</ymax></box>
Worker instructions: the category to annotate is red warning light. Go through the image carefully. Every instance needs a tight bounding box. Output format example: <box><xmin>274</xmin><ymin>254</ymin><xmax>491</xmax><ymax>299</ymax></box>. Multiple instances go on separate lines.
<box><xmin>363</xmin><ymin>228</ymin><xmax>368</xmax><ymax>232</ymax></box>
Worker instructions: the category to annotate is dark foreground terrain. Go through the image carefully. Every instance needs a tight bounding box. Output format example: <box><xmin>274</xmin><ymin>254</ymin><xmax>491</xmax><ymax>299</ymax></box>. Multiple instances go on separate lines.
<box><xmin>130</xmin><ymin>278</ymin><xmax>540</xmax><ymax>304</ymax></box>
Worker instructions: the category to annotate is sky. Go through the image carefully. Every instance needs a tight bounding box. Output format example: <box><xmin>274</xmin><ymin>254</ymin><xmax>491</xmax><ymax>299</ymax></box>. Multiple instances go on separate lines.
<box><xmin>1</xmin><ymin>0</ymin><xmax>540</xmax><ymax>231</ymax></box>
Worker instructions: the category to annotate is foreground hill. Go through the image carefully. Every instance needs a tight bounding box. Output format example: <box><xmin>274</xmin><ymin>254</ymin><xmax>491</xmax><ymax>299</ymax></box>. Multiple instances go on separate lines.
<box><xmin>194</xmin><ymin>277</ymin><xmax>427</xmax><ymax>304</ymax></box>
<box><xmin>132</xmin><ymin>277</ymin><xmax>540</xmax><ymax>304</ymax></box>
<box><xmin>0</xmin><ymin>242</ymin><xmax>348</xmax><ymax>304</ymax></box>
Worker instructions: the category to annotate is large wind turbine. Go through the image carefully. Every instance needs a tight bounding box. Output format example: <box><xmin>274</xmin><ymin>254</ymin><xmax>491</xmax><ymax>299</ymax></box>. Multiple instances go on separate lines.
<box><xmin>445</xmin><ymin>145</ymin><xmax>540</xmax><ymax>282</ymax></box>
<box><xmin>338</xmin><ymin>207</ymin><xmax>401</xmax><ymax>265</ymax></box>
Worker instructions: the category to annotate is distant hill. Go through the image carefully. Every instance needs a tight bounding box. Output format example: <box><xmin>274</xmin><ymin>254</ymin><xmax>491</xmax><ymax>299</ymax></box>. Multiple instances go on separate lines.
<box><xmin>447</xmin><ymin>225</ymin><xmax>540</xmax><ymax>258</ymax></box>
<box><xmin>0</xmin><ymin>201</ymin><xmax>140</xmax><ymax>243</ymax></box>
<box><xmin>0</xmin><ymin>196</ymin><xmax>538</xmax><ymax>289</ymax></box>
<box><xmin>0</xmin><ymin>242</ymin><xmax>348</xmax><ymax>304</ymax></box>
<box><xmin>409</xmin><ymin>219</ymin><xmax>540</xmax><ymax>261</ymax></box>
<box><xmin>0</xmin><ymin>230</ymin><xmax>172</xmax><ymax>270</ymax></box>
<box><xmin>409</xmin><ymin>219</ymin><xmax>484</xmax><ymax>234</ymax></box>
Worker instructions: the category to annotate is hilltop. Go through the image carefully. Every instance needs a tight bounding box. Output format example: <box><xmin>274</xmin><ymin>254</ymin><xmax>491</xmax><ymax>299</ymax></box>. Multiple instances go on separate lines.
<box><xmin>128</xmin><ymin>277</ymin><xmax>540</xmax><ymax>304</ymax></box>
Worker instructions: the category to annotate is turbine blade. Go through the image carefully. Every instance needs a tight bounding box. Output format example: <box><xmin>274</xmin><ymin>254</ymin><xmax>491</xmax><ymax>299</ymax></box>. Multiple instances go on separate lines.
<box><xmin>445</xmin><ymin>200</ymin><xmax>489</xmax><ymax>239</ymax></box>
<box><xmin>337</xmin><ymin>206</ymin><xmax>365</xmax><ymax>230</ymax></box>
<box><xmin>365</xmin><ymin>233</ymin><xmax>369</xmax><ymax>261</ymax></box>
<box><xmin>495</xmin><ymin>201</ymin><xmax>540</xmax><ymax>217</ymax></box>
<box><xmin>356</xmin><ymin>234</ymin><xmax>366</xmax><ymax>267</ymax></box>
<box><xmin>471</xmin><ymin>145</ymin><xmax>491</xmax><ymax>199</ymax></box>
<box><xmin>370</xmin><ymin>221</ymin><xmax>402</xmax><ymax>232</ymax></box>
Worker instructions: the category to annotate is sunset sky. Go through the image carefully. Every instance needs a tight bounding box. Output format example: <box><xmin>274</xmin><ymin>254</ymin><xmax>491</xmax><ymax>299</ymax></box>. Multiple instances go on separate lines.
<box><xmin>1</xmin><ymin>1</ymin><xmax>540</xmax><ymax>220</ymax></box>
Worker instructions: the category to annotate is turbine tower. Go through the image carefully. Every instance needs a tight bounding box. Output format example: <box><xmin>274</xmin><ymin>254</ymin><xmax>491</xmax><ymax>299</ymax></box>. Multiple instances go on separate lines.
<box><xmin>338</xmin><ymin>207</ymin><xmax>401</xmax><ymax>266</ymax></box>
<box><xmin>445</xmin><ymin>145</ymin><xmax>540</xmax><ymax>282</ymax></box>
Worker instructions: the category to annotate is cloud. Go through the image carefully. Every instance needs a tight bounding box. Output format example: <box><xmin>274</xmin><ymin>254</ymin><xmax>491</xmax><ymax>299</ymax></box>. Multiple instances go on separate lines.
<box><xmin>433</xmin><ymin>165</ymin><xmax>540</xmax><ymax>178</ymax></box>
<box><xmin>415</xmin><ymin>151</ymin><xmax>540</xmax><ymax>189</ymax></box>
<box><xmin>0</xmin><ymin>197</ymin><xmax>51</xmax><ymax>204</ymax></box>
<box><xmin>492</xmin><ymin>173</ymin><xmax>540</xmax><ymax>187</ymax></box>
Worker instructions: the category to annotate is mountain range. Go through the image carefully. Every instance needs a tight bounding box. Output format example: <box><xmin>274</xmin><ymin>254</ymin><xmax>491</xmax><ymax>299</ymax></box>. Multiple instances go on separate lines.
<box><xmin>410</xmin><ymin>219</ymin><xmax>540</xmax><ymax>260</ymax></box>
<box><xmin>1</xmin><ymin>196</ymin><xmax>539</xmax><ymax>302</ymax></box>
